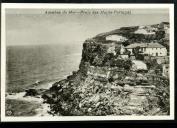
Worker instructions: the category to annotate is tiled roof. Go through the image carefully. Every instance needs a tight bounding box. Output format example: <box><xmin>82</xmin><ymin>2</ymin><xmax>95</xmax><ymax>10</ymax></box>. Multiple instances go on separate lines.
<box><xmin>125</xmin><ymin>43</ymin><xmax>165</xmax><ymax>49</ymax></box>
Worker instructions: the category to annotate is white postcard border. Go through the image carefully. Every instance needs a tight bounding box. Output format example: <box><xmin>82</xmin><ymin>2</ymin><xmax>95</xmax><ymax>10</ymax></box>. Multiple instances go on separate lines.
<box><xmin>1</xmin><ymin>3</ymin><xmax>175</xmax><ymax>122</ymax></box>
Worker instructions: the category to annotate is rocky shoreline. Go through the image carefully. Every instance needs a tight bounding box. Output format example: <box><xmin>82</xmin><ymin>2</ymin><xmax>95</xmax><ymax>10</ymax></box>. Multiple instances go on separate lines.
<box><xmin>5</xmin><ymin>81</ymin><xmax>54</xmax><ymax>117</ymax></box>
<box><xmin>40</xmin><ymin>22</ymin><xmax>169</xmax><ymax>116</ymax></box>
<box><xmin>7</xmin><ymin>22</ymin><xmax>170</xmax><ymax>116</ymax></box>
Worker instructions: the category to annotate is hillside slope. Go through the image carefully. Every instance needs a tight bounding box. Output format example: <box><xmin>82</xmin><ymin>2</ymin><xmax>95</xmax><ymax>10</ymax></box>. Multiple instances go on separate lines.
<box><xmin>35</xmin><ymin>22</ymin><xmax>170</xmax><ymax>116</ymax></box>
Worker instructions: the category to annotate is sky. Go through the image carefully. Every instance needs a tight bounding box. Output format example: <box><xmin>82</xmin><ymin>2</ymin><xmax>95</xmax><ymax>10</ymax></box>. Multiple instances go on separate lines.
<box><xmin>5</xmin><ymin>9</ymin><xmax>169</xmax><ymax>46</ymax></box>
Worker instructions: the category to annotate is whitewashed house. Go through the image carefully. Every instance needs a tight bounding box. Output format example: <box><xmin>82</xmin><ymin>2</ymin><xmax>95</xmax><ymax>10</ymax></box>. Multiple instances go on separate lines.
<box><xmin>105</xmin><ymin>35</ymin><xmax>128</xmax><ymax>56</ymax></box>
<box><xmin>106</xmin><ymin>43</ymin><xmax>116</xmax><ymax>55</ymax></box>
<box><xmin>125</xmin><ymin>43</ymin><xmax>167</xmax><ymax>57</ymax></box>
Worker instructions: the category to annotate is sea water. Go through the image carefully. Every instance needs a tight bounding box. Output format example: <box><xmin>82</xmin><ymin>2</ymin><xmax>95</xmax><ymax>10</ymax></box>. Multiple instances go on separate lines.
<box><xmin>6</xmin><ymin>43</ymin><xmax>82</xmax><ymax>93</ymax></box>
<box><xmin>5</xmin><ymin>43</ymin><xmax>82</xmax><ymax>116</ymax></box>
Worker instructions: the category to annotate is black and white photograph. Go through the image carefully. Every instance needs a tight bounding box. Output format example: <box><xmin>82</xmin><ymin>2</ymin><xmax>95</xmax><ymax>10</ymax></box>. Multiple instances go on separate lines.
<box><xmin>1</xmin><ymin>4</ymin><xmax>174</xmax><ymax>121</ymax></box>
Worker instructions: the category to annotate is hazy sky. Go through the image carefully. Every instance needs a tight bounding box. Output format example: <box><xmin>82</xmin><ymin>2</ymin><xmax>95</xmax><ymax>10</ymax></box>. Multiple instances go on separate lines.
<box><xmin>6</xmin><ymin>9</ymin><xmax>169</xmax><ymax>46</ymax></box>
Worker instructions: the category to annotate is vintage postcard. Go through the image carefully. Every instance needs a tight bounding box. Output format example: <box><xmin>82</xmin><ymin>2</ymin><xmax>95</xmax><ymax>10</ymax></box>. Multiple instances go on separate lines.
<box><xmin>1</xmin><ymin>4</ymin><xmax>174</xmax><ymax>121</ymax></box>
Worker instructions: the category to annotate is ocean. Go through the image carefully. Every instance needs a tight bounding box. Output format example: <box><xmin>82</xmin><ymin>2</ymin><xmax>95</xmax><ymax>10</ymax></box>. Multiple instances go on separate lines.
<box><xmin>6</xmin><ymin>43</ymin><xmax>82</xmax><ymax>93</ymax></box>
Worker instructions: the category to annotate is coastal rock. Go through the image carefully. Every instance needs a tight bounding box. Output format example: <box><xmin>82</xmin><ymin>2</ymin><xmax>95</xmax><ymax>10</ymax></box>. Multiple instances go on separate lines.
<box><xmin>24</xmin><ymin>89</ymin><xmax>39</xmax><ymax>97</ymax></box>
<box><xmin>42</xmin><ymin>22</ymin><xmax>170</xmax><ymax>116</ymax></box>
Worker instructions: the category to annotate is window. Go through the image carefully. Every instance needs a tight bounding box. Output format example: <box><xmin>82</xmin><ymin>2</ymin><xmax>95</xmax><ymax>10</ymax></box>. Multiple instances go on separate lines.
<box><xmin>141</xmin><ymin>48</ymin><xmax>143</xmax><ymax>51</ymax></box>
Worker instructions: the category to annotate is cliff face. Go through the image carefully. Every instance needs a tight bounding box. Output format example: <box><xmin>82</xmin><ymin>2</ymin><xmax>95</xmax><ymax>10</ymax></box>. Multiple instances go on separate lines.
<box><xmin>41</xmin><ymin>22</ymin><xmax>169</xmax><ymax>116</ymax></box>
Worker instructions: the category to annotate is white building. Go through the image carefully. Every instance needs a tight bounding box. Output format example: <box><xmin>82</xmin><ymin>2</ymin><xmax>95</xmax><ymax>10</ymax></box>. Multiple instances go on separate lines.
<box><xmin>125</xmin><ymin>43</ymin><xmax>167</xmax><ymax>57</ymax></box>
<box><xmin>107</xmin><ymin>43</ymin><xmax>116</xmax><ymax>55</ymax></box>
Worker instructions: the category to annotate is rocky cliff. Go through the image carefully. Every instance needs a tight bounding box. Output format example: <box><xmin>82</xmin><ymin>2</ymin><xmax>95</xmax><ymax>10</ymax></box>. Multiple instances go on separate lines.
<box><xmin>40</xmin><ymin>22</ymin><xmax>170</xmax><ymax>116</ymax></box>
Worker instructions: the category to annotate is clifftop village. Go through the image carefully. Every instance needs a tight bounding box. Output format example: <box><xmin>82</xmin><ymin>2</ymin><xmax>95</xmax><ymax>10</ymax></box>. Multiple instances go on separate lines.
<box><xmin>23</xmin><ymin>22</ymin><xmax>170</xmax><ymax>116</ymax></box>
<box><xmin>85</xmin><ymin>22</ymin><xmax>169</xmax><ymax>80</ymax></box>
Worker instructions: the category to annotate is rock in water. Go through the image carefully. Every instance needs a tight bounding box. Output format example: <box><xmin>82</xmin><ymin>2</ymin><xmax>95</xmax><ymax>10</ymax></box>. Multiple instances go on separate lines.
<box><xmin>25</xmin><ymin>89</ymin><xmax>39</xmax><ymax>97</ymax></box>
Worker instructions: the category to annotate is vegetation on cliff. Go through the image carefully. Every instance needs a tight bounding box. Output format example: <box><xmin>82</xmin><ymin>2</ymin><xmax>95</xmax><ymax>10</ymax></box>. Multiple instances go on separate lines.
<box><xmin>41</xmin><ymin>22</ymin><xmax>170</xmax><ymax>116</ymax></box>
<box><xmin>94</xmin><ymin>22</ymin><xmax>169</xmax><ymax>50</ymax></box>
